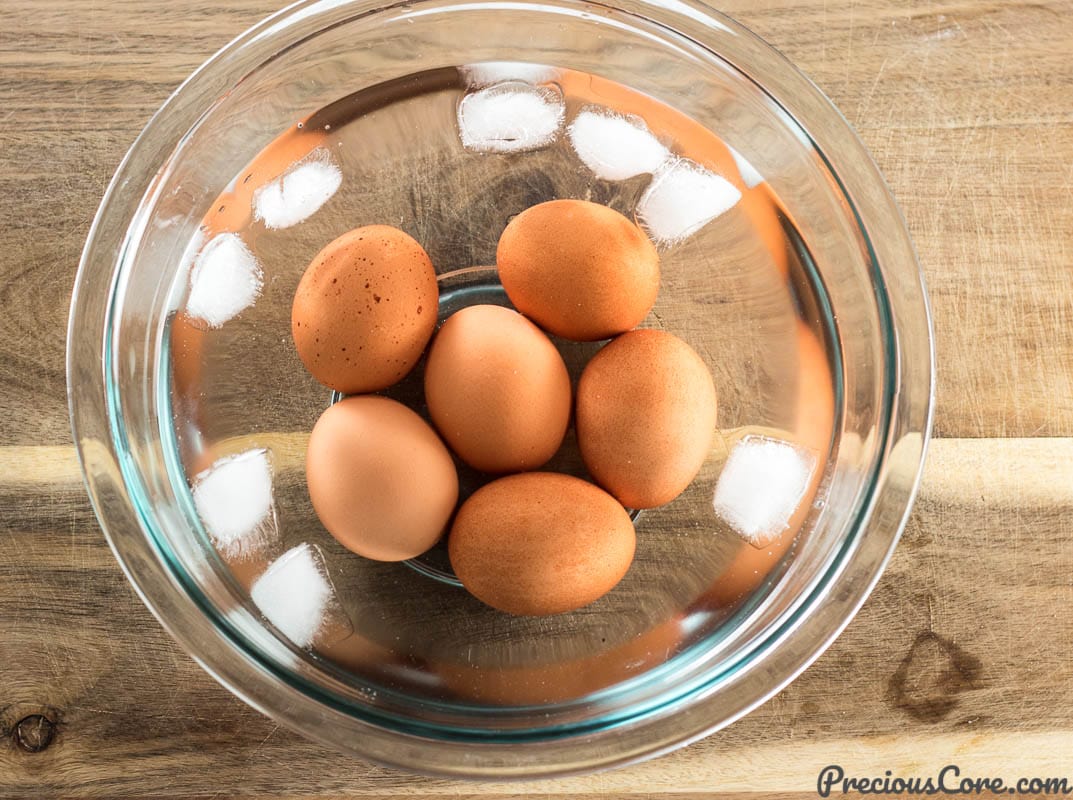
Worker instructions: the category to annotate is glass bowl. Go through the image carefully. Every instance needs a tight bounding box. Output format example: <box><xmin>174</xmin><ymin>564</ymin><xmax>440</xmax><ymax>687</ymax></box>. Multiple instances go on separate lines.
<box><xmin>67</xmin><ymin>0</ymin><xmax>933</xmax><ymax>778</ymax></box>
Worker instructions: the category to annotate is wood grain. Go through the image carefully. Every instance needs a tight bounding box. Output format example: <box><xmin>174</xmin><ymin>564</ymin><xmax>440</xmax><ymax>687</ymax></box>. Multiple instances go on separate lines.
<box><xmin>2</xmin><ymin>438</ymin><xmax>1071</xmax><ymax>795</ymax></box>
<box><xmin>776</xmin><ymin>0</ymin><xmax>1073</xmax><ymax>438</ymax></box>
<box><xmin>2</xmin><ymin>0</ymin><xmax>1072</xmax><ymax>796</ymax></box>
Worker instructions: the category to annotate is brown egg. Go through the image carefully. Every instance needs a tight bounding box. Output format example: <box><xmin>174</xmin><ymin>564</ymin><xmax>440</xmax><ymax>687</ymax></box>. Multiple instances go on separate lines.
<box><xmin>577</xmin><ymin>329</ymin><xmax>717</xmax><ymax>508</ymax></box>
<box><xmin>424</xmin><ymin>304</ymin><xmax>571</xmax><ymax>473</ymax></box>
<box><xmin>496</xmin><ymin>199</ymin><xmax>659</xmax><ymax>341</ymax></box>
<box><xmin>448</xmin><ymin>473</ymin><xmax>635</xmax><ymax>615</ymax></box>
<box><xmin>306</xmin><ymin>396</ymin><xmax>458</xmax><ymax>561</ymax></box>
<box><xmin>292</xmin><ymin>225</ymin><xmax>438</xmax><ymax>393</ymax></box>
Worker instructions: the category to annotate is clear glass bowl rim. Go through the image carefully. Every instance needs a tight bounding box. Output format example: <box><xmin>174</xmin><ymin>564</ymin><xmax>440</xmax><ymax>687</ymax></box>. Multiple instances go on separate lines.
<box><xmin>67</xmin><ymin>0</ymin><xmax>935</xmax><ymax>778</ymax></box>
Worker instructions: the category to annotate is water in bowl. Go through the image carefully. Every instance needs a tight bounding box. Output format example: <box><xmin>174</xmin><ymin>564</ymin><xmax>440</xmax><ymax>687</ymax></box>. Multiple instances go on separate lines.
<box><xmin>167</xmin><ymin>63</ymin><xmax>839</xmax><ymax>708</ymax></box>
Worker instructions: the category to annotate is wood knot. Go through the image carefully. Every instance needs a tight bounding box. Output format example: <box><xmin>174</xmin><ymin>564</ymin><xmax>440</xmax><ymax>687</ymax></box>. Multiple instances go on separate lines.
<box><xmin>14</xmin><ymin>714</ymin><xmax>56</xmax><ymax>753</ymax></box>
<box><xmin>887</xmin><ymin>631</ymin><xmax>984</xmax><ymax>723</ymax></box>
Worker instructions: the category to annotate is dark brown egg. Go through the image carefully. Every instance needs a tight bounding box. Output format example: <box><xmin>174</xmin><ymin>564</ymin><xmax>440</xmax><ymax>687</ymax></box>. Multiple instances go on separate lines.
<box><xmin>292</xmin><ymin>225</ymin><xmax>437</xmax><ymax>393</ymax></box>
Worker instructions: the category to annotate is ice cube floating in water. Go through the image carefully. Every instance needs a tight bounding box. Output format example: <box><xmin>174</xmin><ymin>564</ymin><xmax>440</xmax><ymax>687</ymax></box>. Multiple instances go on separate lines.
<box><xmin>250</xmin><ymin>543</ymin><xmax>342</xmax><ymax>649</ymax></box>
<box><xmin>192</xmin><ymin>449</ymin><xmax>276</xmax><ymax>558</ymax></box>
<box><xmin>712</xmin><ymin>435</ymin><xmax>817</xmax><ymax>546</ymax></box>
<box><xmin>567</xmin><ymin>108</ymin><xmax>670</xmax><ymax>181</ymax></box>
<box><xmin>185</xmin><ymin>233</ymin><xmax>263</xmax><ymax>328</ymax></box>
<box><xmin>457</xmin><ymin>82</ymin><xmax>565</xmax><ymax>154</ymax></box>
<box><xmin>253</xmin><ymin>149</ymin><xmax>342</xmax><ymax>230</ymax></box>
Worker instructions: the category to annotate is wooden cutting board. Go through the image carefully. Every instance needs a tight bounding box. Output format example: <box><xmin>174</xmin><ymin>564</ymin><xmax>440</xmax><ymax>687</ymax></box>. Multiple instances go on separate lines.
<box><xmin>2</xmin><ymin>0</ymin><xmax>1071</xmax><ymax>796</ymax></box>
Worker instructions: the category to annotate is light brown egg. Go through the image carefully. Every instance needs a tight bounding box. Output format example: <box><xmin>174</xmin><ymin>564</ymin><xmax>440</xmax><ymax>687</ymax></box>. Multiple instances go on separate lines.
<box><xmin>424</xmin><ymin>304</ymin><xmax>571</xmax><ymax>473</ymax></box>
<box><xmin>448</xmin><ymin>473</ymin><xmax>636</xmax><ymax>615</ymax></box>
<box><xmin>496</xmin><ymin>200</ymin><xmax>659</xmax><ymax>341</ymax></box>
<box><xmin>577</xmin><ymin>329</ymin><xmax>717</xmax><ymax>508</ymax></box>
<box><xmin>306</xmin><ymin>396</ymin><xmax>458</xmax><ymax>561</ymax></box>
<box><xmin>292</xmin><ymin>225</ymin><xmax>438</xmax><ymax>394</ymax></box>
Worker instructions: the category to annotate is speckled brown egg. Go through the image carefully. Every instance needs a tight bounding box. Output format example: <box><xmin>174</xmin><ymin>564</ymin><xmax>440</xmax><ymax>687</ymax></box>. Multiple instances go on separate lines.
<box><xmin>424</xmin><ymin>304</ymin><xmax>571</xmax><ymax>473</ymax></box>
<box><xmin>577</xmin><ymin>329</ymin><xmax>717</xmax><ymax>508</ymax></box>
<box><xmin>292</xmin><ymin>225</ymin><xmax>437</xmax><ymax>393</ymax></box>
<box><xmin>496</xmin><ymin>199</ymin><xmax>659</xmax><ymax>341</ymax></box>
<box><xmin>306</xmin><ymin>396</ymin><xmax>458</xmax><ymax>561</ymax></box>
<box><xmin>448</xmin><ymin>473</ymin><xmax>636</xmax><ymax>615</ymax></box>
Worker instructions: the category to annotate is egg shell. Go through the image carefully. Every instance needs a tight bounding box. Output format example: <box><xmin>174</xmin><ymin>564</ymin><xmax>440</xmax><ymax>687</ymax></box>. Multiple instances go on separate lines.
<box><xmin>577</xmin><ymin>329</ymin><xmax>717</xmax><ymax>508</ymax></box>
<box><xmin>448</xmin><ymin>473</ymin><xmax>636</xmax><ymax>615</ymax></box>
<box><xmin>292</xmin><ymin>225</ymin><xmax>438</xmax><ymax>394</ymax></box>
<box><xmin>306</xmin><ymin>396</ymin><xmax>458</xmax><ymax>562</ymax></box>
<box><xmin>496</xmin><ymin>199</ymin><xmax>659</xmax><ymax>341</ymax></box>
<box><xmin>424</xmin><ymin>304</ymin><xmax>571</xmax><ymax>473</ymax></box>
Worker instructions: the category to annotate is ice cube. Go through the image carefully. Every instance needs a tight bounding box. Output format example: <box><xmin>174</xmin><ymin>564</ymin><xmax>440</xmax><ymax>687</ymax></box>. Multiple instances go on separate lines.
<box><xmin>712</xmin><ymin>435</ymin><xmax>816</xmax><ymax>546</ymax></box>
<box><xmin>185</xmin><ymin>232</ymin><xmax>262</xmax><ymax>328</ymax></box>
<box><xmin>253</xmin><ymin>149</ymin><xmax>342</xmax><ymax>230</ymax></box>
<box><xmin>192</xmin><ymin>449</ymin><xmax>276</xmax><ymax>558</ymax></box>
<box><xmin>457</xmin><ymin>82</ymin><xmax>564</xmax><ymax>154</ymax></box>
<box><xmin>567</xmin><ymin>108</ymin><xmax>671</xmax><ymax>181</ymax></box>
<box><xmin>637</xmin><ymin>159</ymin><xmax>742</xmax><ymax>245</ymax></box>
<box><xmin>251</xmin><ymin>543</ymin><xmax>336</xmax><ymax>648</ymax></box>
